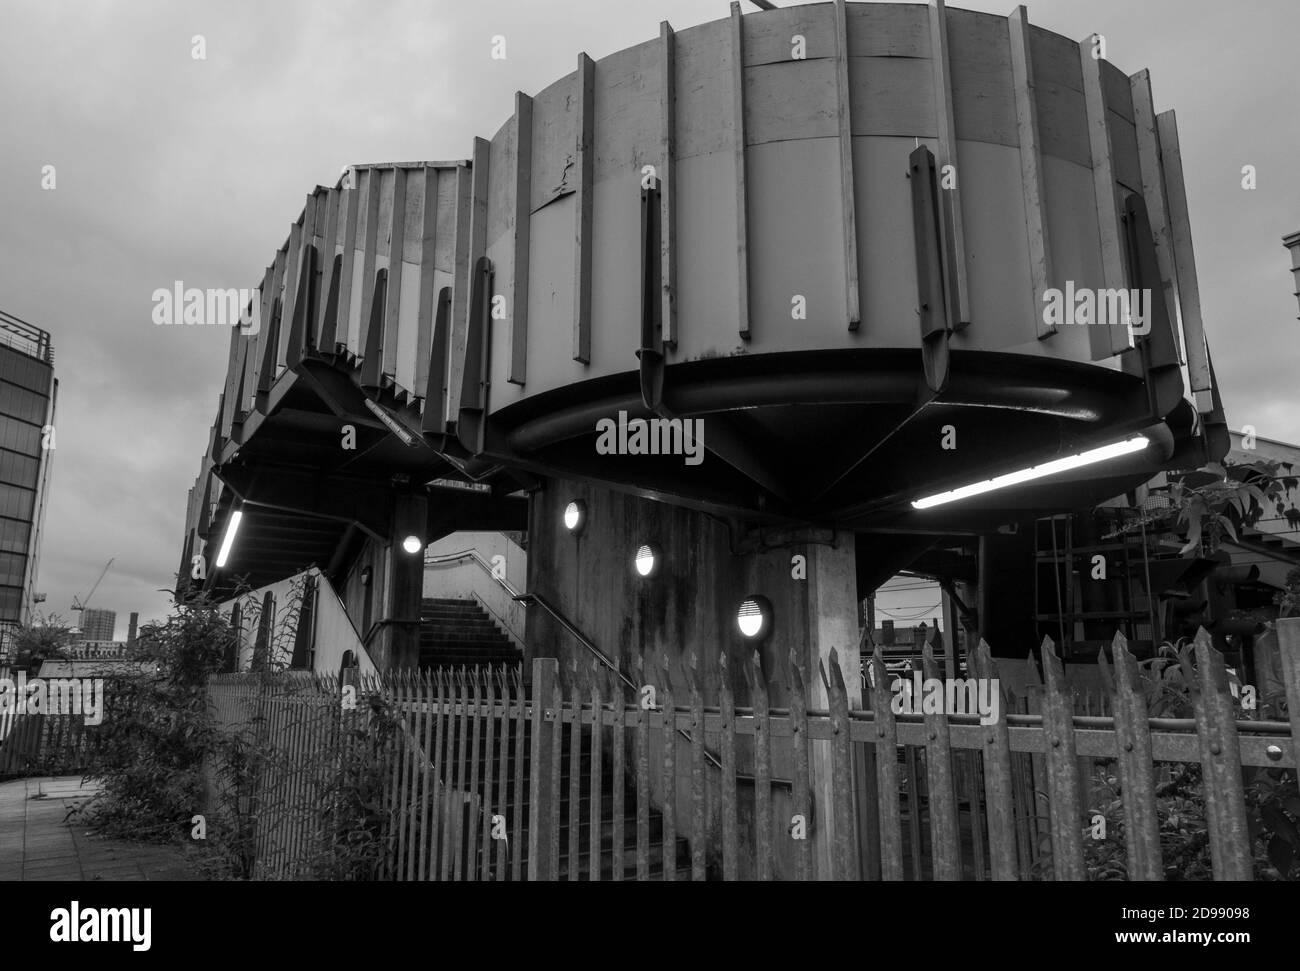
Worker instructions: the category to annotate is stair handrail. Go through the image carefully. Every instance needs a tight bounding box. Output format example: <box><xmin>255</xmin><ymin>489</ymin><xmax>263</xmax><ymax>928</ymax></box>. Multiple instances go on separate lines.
<box><xmin>425</xmin><ymin>547</ymin><xmax>523</xmax><ymax>599</ymax></box>
<box><xmin>513</xmin><ymin>591</ymin><xmax>639</xmax><ymax>697</ymax></box>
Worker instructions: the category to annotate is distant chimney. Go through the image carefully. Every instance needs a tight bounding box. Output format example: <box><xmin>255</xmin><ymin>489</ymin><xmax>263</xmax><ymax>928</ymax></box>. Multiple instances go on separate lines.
<box><xmin>1285</xmin><ymin>231</ymin><xmax>1300</xmax><ymax>321</ymax></box>
<box><xmin>128</xmin><ymin>612</ymin><xmax>138</xmax><ymax>644</ymax></box>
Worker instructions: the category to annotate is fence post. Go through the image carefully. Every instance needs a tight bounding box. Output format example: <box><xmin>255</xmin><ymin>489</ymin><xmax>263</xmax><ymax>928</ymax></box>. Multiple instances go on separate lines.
<box><xmin>790</xmin><ymin>652</ymin><xmax>815</xmax><ymax>881</ymax></box>
<box><xmin>527</xmin><ymin>657</ymin><xmax>558</xmax><ymax>881</ymax></box>
<box><xmin>1040</xmin><ymin>638</ymin><xmax>1085</xmax><ymax>880</ymax></box>
<box><xmin>1191</xmin><ymin>628</ymin><xmax>1252</xmax><ymax>880</ymax></box>
<box><xmin>921</xmin><ymin>644</ymin><xmax>961</xmax><ymax>880</ymax></box>
<box><xmin>869</xmin><ymin>648</ymin><xmax>904</xmax><ymax>880</ymax></box>
<box><xmin>823</xmin><ymin>648</ymin><xmax>859</xmax><ymax>880</ymax></box>
<box><xmin>971</xmin><ymin>641</ymin><xmax>1018</xmax><ymax>880</ymax></box>
<box><xmin>1105</xmin><ymin>633</ymin><xmax>1162</xmax><ymax>880</ymax></box>
<box><xmin>1277</xmin><ymin>618</ymin><xmax>1300</xmax><ymax>771</ymax></box>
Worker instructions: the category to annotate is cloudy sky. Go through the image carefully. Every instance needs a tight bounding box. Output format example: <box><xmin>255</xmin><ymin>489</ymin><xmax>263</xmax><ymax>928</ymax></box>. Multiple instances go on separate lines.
<box><xmin>0</xmin><ymin>0</ymin><xmax>1296</xmax><ymax>635</ymax></box>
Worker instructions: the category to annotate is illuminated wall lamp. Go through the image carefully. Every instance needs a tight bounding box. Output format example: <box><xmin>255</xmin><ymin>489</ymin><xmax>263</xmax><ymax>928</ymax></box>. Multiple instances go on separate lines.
<box><xmin>736</xmin><ymin>596</ymin><xmax>773</xmax><ymax>642</ymax></box>
<box><xmin>563</xmin><ymin>500</ymin><xmax>586</xmax><ymax>534</ymax></box>
<box><xmin>633</xmin><ymin>543</ymin><xmax>661</xmax><ymax>578</ymax></box>
<box><xmin>401</xmin><ymin>535</ymin><xmax>424</xmax><ymax>555</ymax></box>
<box><xmin>911</xmin><ymin>436</ymin><xmax>1150</xmax><ymax>510</ymax></box>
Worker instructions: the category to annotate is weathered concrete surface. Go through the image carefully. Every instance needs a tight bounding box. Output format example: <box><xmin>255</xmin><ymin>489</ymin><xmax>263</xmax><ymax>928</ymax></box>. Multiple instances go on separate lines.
<box><xmin>0</xmin><ymin>777</ymin><xmax>198</xmax><ymax>881</ymax></box>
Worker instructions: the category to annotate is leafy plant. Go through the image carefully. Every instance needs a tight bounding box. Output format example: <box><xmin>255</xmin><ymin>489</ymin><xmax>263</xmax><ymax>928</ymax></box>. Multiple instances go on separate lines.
<box><xmin>6</xmin><ymin>613</ymin><xmax>75</xmax><ymax>673</ymax></box>
<box><xmin>1078</xmin><ymin>639</ymin><xmax>1299</xmax><ymax>880</ymax></box>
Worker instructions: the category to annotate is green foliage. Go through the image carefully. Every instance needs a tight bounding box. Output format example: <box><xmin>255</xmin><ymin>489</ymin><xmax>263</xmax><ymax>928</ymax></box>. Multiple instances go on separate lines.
<box><xmin>7</xmin><ymin>613</ymin><xmax>75</xmax><ymax>673</ymax></box>
<box><xmin>76</xmin><ymin>598</ymin><xmax>235</xmax><ymax>844</ymax></box>
<box><xmin>1167</xmin><ymin>459</ymin><xmax>1300</xmax><ymax>555</ymax></box>
<box><xmin>1276</xmin><ymin>567</ymin><xmax>1300</xmax><ymax>619</ymax></box>
<box><xmin>76</xmin><ymin>576</ymin><xmax>402</xmax><ymax>881</ymax></box>
<box><xmin>1079</xmin><ymin>639</ymin><xmax>1299</xmax><ymax>880</ymax></box>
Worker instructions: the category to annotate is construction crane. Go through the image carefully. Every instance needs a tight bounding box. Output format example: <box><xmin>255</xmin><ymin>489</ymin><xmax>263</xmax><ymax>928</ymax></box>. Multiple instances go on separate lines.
<box><xmin>72</xmin><ymin>558</ymin><xmax>114</xmax><ymax>612</ymax></box>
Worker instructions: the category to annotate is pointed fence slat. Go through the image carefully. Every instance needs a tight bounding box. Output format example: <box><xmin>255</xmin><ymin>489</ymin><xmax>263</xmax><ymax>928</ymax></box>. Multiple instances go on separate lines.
<box><xmin>719</xmin><ymin>653</ymin><xmax>739</xmax><ymax>880</ymax></box>
<box><xmin>567</xmin><ymin>675</ymin><xmax>583</xmax><ymax>881</ymax></box>
<box><xmin>426</xmin><ymin>670</ymin><xmax>445</xmax><ymax>881</ymax></box>
<box><xmin>869</xmin><ymin>650</ymin><xmax>904</xmax><ymax>880</ymax></box>
<box><xmin>1040</xmin><ymin>639</ymin><xmax>1085</xmax><ymax>880</ymax></box>
<box><xmin>971</xmin><ymin>641</ymin><xmax>1018</xmax><ymax>880</ymax></box>
<box><xmin>748</xmin><ymin>653</ymin><xmax>773</xmax><ymax>881</ymax></box>
<box><xmin>790</xmin><ymin>652</ymin><xmax>814</xmax><ymax>881</ymax></box>
<box><xmin>610</xmin><ymin>667</ymin><xmax>626</xmax><ymax>883</ymax></box>
<box><xmin>511</xmin><ymin>667</ymin><xmax>527</xmax><ymax>881</ymax></box>
<box><xmin>634</xmin><ymin>655</ymin><xmax>651</xmax><ymax>882</ymax></box>
<box><xmin>659</xmin><ymin>657</ymin><xmax>678</xmax><ymax>881</ymax></box>
<box><xmin>688</xmin><ymin>656</ymin><xmax>707</xmax><ymax>882</ymax></box>
<box><xmin>589</xmin><ymin>667</ymin><xmax>605</xmax><ymax>882</ymax></box>
<box><xmin>439</xmin><ymin>670</ymin><xmax>457</xmax><ymax>881</ymax></box>
<box><xmin>1105</xmin><ymin>633</ymin><xmax>1161</xmax><ymax>880</ymax></box>
<box><xmin>548</xmin><ymin>675</ymin><xmax>564</xmax><ymax>880</ymax></box>
<box><xmin>1275</xmin><ymin>618</ymin><xmax>1300</xmax><ymax>786</ymax></box>
<box><xmin>467</xmin><ymin>670</ymin><xmax>484</xmax><ymax>882</ymax></box>
<box><xmin>453</xmin><ymin>669</ymin><xmax>471</xmax><ymax>880</ymax></box>
<box><xmin>823</xmin><ymin>648</ymin><xmax>858</xmax><ymax>880</ymax></box>
<box><xmin>1191</xmin><ymin>629</ymin><xmax>1252</xmax><ymax>880</ymax></box>
<box><xmin>921</xmin><ymin>645</ymin><xmax>961</xmax><ymax>880</ymax></box>
<box><xmin>481</xmin><ymin>668</ymin><xmax>498</xmax><ymax>880</ymax></box>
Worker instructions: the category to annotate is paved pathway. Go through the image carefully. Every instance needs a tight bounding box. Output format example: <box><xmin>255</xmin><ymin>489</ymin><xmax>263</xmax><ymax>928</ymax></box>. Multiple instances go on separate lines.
<box><xmin>0</xmin><ymin>777</ymin><xmax>198</xmax><ymax>881</ymax></box>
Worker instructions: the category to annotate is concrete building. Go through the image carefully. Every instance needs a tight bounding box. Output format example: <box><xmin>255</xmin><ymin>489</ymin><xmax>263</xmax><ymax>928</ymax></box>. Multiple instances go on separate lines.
<box><xmin>72</xmin><ymin>639</ymin><xmax>130</xmax><ymax>660</ymax></box>
<box><xmin>178</xmin><ymin>2</ymin><xmax>1235</xmax><ymax>878</ymax></box>
<box><xmin>0</xmin><ymin>311</ymin><xmax>56</xmax><ymax>660</ymax></box>
<box><xmin>1285</xmin><ymin>230</ymin><xmax>1300</xmax><ymax>322</ymax></box>
<box><xmin>77</xmin><ymin>607</ymin><xmax>116</xmax><ymax>642</ymax></box>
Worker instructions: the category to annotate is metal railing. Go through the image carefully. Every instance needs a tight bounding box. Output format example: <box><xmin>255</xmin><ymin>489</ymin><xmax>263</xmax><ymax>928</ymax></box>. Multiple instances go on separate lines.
<box><xmin>0</xmin><ymin>310</ymin><xmax>53</xmax><ymax>365</ymax></box>
<box><xmin>424</xmin><ymin>545</ymin><xmax>795</xmax><ymax>786</ymax></box>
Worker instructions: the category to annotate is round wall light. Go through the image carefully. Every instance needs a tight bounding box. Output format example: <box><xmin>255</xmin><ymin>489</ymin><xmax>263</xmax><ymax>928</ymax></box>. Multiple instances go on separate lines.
<box><xmin>401</xmin><ymin>535</ymin><xmax>424</xmax><ymax>555</ymax></box>
<box><xmin>737</xmin><ymin>596</ymin><xmax>773</xmax><ymax>641</ymax></box>
<box><xmin>633</xmin><ymin>543</ymin><xmax>661</xmax><ymax>578</ymax></box>
<box><xmin>563</xmin><ymin>500</ymin><xmax>586</xmax><ymax>534</ymax></box>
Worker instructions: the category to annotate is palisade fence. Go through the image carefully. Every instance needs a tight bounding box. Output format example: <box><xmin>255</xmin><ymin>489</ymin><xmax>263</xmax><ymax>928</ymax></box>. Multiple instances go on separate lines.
<box><xmin>0</xmin><ymin>713</ymin><xmax>96</xmax><ymax>778</ymax></box>
<box><xmin>207</xmin><ymin>621</ymin><xmax>1300</xmax><ymax>881</ymax></box>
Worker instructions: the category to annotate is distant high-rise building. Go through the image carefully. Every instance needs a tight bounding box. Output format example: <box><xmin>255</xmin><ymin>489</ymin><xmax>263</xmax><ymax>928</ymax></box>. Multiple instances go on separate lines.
<box><xmin>1285</xmin><ymin>231</ymin><xmax>1300</xmax><ymax>322</ymax></box>
<box><xmin>0</xmin><ymin>311</ymin><xmax>56</xmax><ymax>660</ymax></box>
<box><xmin>79</xmin><ymin>607</ymin><xmax>116</xmax><ymax>642</ymax></box>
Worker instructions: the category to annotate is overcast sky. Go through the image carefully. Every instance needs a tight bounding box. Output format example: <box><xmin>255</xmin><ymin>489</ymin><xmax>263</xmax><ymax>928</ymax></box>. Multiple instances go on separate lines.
<box><xmin>0</xmin><ymin>0</ymin><xmax>1296</xmax><ymax>636</ymax></box>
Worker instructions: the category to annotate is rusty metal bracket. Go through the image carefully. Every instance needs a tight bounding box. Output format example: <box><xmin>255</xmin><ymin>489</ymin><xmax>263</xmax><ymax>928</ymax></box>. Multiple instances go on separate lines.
<box><xmin>908</xmin><ymin>145</ymin><xmax>952</xmax><ymax>393</ymax></box>
<box><xmin>456</xmin><ymin>256</ymin><xmax>495</xmax><ymax>455</ymax></box>
<box><xmin>359</xmin><ymin>267</ymin><xmax>387</xmax><ymax>391</ymax></box>
<box><xmin>637</xmin><ymin>178</ymin><xmax>666</xmax><ymax>411</ymax></box>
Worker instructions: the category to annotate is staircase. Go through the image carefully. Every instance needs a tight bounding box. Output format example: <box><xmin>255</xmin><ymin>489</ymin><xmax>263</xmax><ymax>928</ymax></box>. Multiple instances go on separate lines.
<box><xmin>418</xmin><ymin>598</ymin><xmax>523</xmax><ymax>670</ymax></box>
<box><xmin>434</xmin><ymin>713</ymin><xmax>694</xmax><ymax>880</ymax></box>
<box><xmin>504</xmin><ymin>721</ymin><xmax>695</xmax><ymax>880</ymax></box>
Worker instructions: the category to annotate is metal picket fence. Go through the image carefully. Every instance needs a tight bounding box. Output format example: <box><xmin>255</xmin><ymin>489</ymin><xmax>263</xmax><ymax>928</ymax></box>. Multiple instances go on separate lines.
<box><xmin>206</xmin><ymin>619</ymin><xmax>1300</xmax><ymax>881</ymax></box>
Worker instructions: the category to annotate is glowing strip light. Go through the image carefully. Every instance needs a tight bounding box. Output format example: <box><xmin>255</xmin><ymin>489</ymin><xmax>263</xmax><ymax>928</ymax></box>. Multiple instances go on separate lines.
<box><xmin>364</xmin><ymin>398</ymin><xmax>420</xmax><ymax>447</ymax></box>
<box><xmin>215</xmin><ymin>509</ymin><xmax>244</xmax><ymax>568</ymax></box>
<box><xmin>911</xmin><ymin>436</ymin><xmax>1149</xmax><ymax>510</ymax></box>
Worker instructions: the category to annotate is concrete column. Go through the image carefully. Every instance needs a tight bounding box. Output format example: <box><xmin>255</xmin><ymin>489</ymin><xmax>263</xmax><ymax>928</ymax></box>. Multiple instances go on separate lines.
<box><xmin>800</xmin><ymin>532</ymin><xmax>864</xmax><ymax>879</ymax></box>
<box><xmin>377</xmin><ymin>491</ymin><xmax>427</xmax><ymax>671</ymax></box>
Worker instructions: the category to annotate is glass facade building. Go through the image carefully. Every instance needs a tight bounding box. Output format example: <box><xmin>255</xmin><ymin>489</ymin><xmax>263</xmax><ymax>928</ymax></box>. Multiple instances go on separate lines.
<box><xmin>0</xmin><ymin>311</ymin><xmax>56</xmax><ymax>658</ymax></box>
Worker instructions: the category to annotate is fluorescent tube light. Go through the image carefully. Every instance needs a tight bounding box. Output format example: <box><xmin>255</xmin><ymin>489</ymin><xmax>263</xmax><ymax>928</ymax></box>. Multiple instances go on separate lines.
<box><xmin>215</xmin><ymin>509</ymin><xmax>244</xmax><ymax>568</ymax></box>
<box><xmin>911</xmin><ymin>436</ymin><xmax>1149</xmax><ymax>510</ymax></box>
